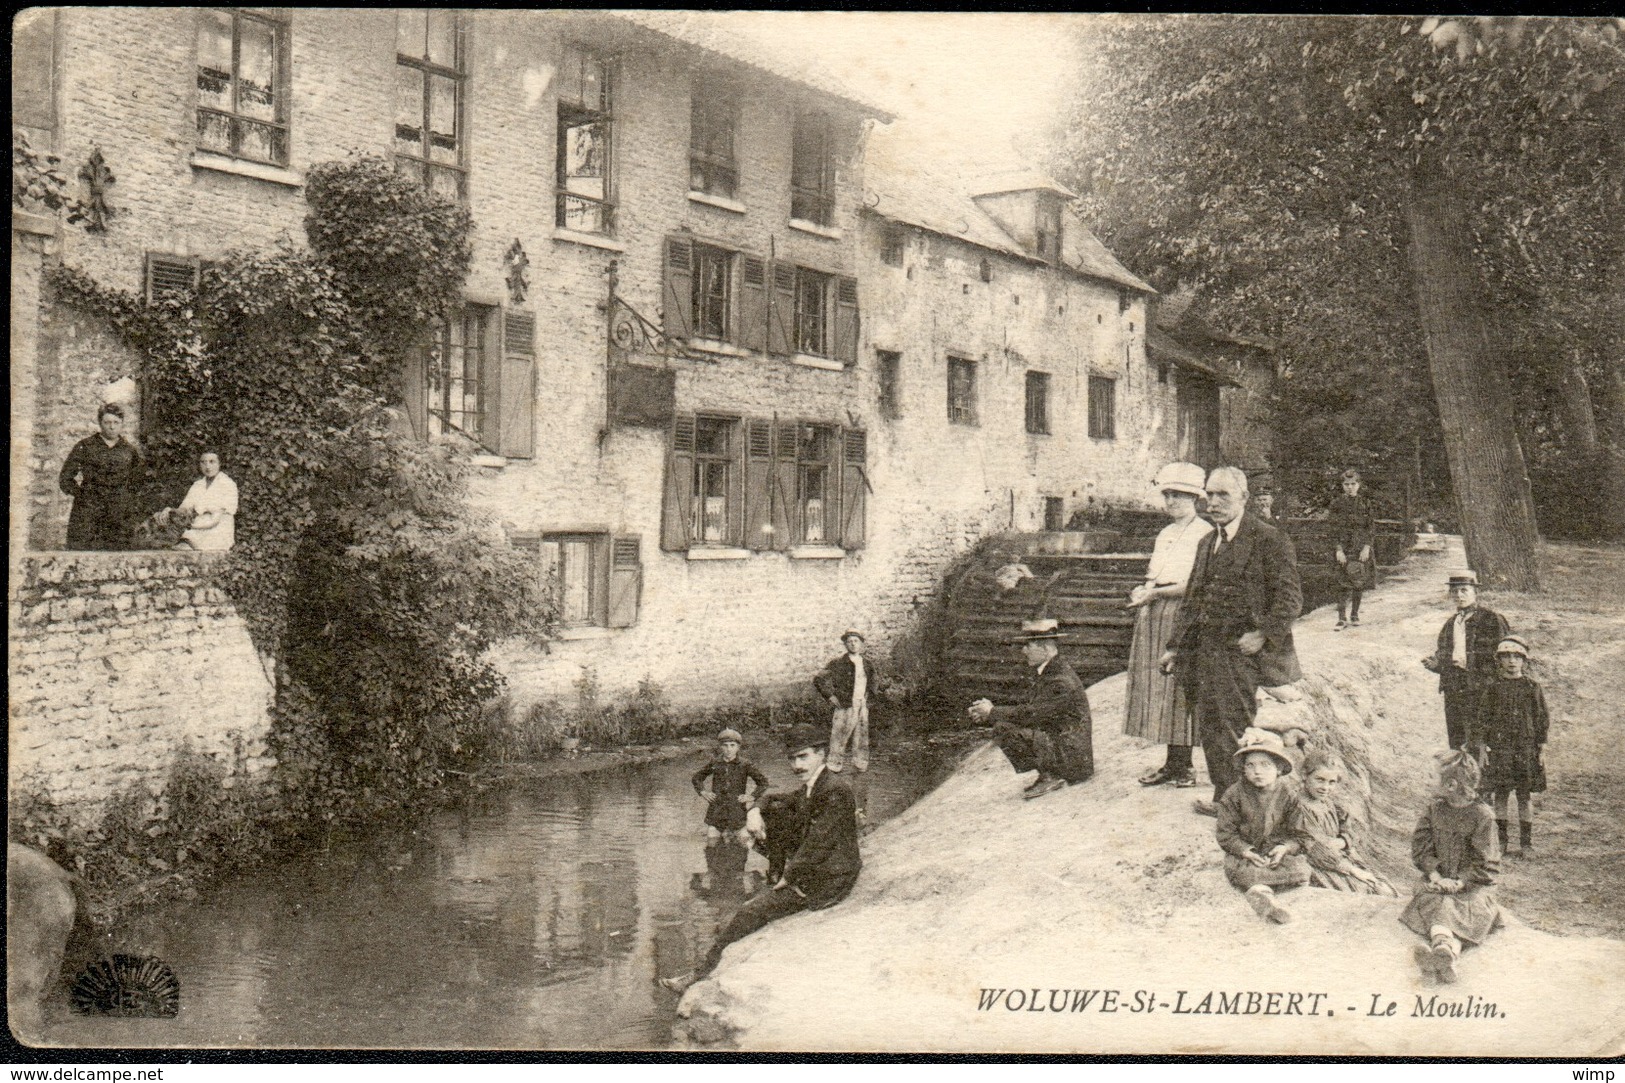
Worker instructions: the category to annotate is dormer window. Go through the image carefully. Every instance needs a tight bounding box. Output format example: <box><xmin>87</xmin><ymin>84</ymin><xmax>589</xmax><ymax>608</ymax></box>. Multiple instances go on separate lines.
<box><xmin>1035</xmin><ymin>195</ymin><xmax>1063</xmax><ymax>263</ymax></box>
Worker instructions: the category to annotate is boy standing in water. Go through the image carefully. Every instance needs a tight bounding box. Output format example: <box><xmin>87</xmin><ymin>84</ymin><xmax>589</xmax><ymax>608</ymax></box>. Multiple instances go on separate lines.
<box><xmin>691</xmin><ymin>729</ymin><xmax>770</xmax><ymax>848</ymax></box>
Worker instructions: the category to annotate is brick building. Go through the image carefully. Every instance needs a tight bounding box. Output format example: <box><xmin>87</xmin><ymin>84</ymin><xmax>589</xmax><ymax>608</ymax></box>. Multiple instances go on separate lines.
<box><xmin>11</xmin><ymin>10</ymin><xmax>1268</xmax><ymax>711</ymax></box>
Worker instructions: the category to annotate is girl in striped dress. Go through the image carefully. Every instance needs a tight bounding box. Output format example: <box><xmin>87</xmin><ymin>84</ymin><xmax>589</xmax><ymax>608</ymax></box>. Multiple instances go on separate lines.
<box><xmin>1126</xmin><ymin>462</ymin><xmax>1214</xmax><ymax>788</ymax></box>
<box><xmin>1289</xmin><ymin>749</ymin><xmax>1397</xmax><ymax>895</ymax></box>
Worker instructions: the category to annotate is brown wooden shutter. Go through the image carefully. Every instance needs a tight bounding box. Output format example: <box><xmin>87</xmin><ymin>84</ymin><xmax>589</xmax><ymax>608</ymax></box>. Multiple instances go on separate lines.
<box><xmin>606</xmin><ymin>535</ymin><xmax>643</xmax><ymax>627</ymax></box>
<box><xmin>145</xmin><ymin>254</ymin><xmax>201</xmax><ymax>302</ymax></box>
<box><xmin>745</xmin><ymin>418</ymin><xmax>775</xmax><ymax>550</ymax></box>
<box><xmin>840</xmin><ymin>428</ymin><xmax>868</xmax><ymax>549</ymax></box>
<box><xmin>739</xmin><ymin>254</ymin><xmax>768</xmax><ymax>353</ymax></box>
<box><xmin>727</xmin><ymin>419</ymin><xmax>747</xmax><ymax>546</ymax></box>
<box><xmin>498</xmin><ymin>311</ymin><xmax>536</xmax><ymax>457</ymax></box>
<box><xmin>767</xmin><ymin>263</ymin><xmax>796</xmax><ymax>356</ymax></box>
<box><xmin>662</xmin><ymin>414</ymin><xmax>697</xmax><ymax>551</ymax></box>
<box><xmin>663</xmin><ymin>238</ymin><xmax>694</xmax><ymax>339</ymax></box>
<box><xmin>772</xmin><ymin>419</ymin><xmax>797</xmax><ymax>547</ymax></box>
<box><xmin>834</xmin><ymin>276</ymin><xmax>859</xmax><ymax>366</ymax></box>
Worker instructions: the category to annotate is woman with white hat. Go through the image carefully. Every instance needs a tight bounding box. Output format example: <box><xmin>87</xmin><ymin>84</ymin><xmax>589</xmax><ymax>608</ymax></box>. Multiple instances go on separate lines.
<box><xmin>1125</xmin><ymin>462</ymin><xmax>1214</xmax><ymax>788</ymax></box>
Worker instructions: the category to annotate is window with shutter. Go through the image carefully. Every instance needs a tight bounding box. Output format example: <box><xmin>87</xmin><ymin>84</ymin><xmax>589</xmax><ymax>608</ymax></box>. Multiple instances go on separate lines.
<box><xmin>767</xmin><ymin>263</ymin><xmax>796</xmax><ymax>356</ymax></box>
<box><xmin>145</xmin><ymin>254</ymin><xmax>201</xmax><ymax>302</ymax></box>
<box><xmin>770</xmin><ymin>419</ymin><xmax>797</xmax><ymax>546</ymax></box>
<box><xmin>840</xmin><ymin>428</ymin><xmax>868</xmax><ymax>549</ymax></box>
<box><xmin>690</xmin><ymin>416</ymin><xmax>740</xmax><ymax>545</ymax></box>
<box><xmin>947</xmin><ymin>356</ymin><xmax>978</xmax><ymax>426</ymax></box>
<box><xmin>691</xmin><ymin>243</ymin><xmax>734</xmax><ymax>342</ymax></box>
<box><xmin>745</xmin><ymin>418</ymin><xmax>775</xmax><ymax>550</ymax></box>
<box><xmin>663</xmin><ymin>238</ymin><xmax>694</xmax><ymax>340</ymax></box>
<box><xmin>607</xmin><ymin>535</ymin><xmax>642</xmax><ymax>627</ymax></box>
<box><xmin>738</xmin><ymin>255</ymin><xmax>768</xmax><ymax>352</ymax></box>
<box><xmin>1088</xmin><ymin>374</ymin><xmax>1117</xmax><ymax>439</ymax></box>
<box><xmin>794</xmin><ymin>424</ymin><xmax>836</xmax><ymax>544</ymax></box>
<box><xmin>498</xmin><ymin>310</ymin><xmax>536</xmax><ymax>457</ymax></box>
<box><xmin>503</xmin><ymin>311</ymin><xmax>536</xmax><ymax>356</ymax></box>
<box><xmin>834</xmin><ymin>276</ymin><xmax>859</xmax><ymax>366</ymax></box>
<box><xmin>662</xmin><ymin>414</ymin><xmax>697</xmax><ymax>551</ymax></box>
<box><xmin>1025</xmin><ymin>371</ymin><xmax>1051</xmax><ymax>435</ymax></box>
<box><xmin>794</xmin><ymin>268</ymin><xmax>831</xmax><ymax>357</ymax></box>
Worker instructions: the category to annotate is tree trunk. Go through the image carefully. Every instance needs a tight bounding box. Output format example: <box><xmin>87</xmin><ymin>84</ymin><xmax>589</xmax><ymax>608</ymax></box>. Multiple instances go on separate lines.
<box><xmin>1405</xmin><ymin>168</ymin><xmax>1540</xmax><ymax>590</ymax></box>
<box><xmin>1552</xmin><ymin>347</ymin><xmax>1599</xmax><ymax>451</ymax></box>
<box><xmin>1597</xmin><ymin>354</ymin><xmax>1625</xmax><ymax>452</ymax></box>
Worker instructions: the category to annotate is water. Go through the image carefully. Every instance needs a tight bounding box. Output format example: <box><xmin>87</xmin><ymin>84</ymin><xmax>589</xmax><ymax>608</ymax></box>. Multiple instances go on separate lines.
<box><xmin>43</xmin><ymin>731</ymin><xmax>973</xmax><ymax>1050</ymax></box>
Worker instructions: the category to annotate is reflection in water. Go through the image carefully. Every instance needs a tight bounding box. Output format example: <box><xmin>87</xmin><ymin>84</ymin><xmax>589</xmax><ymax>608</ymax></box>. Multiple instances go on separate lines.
<box><xmin>43</xmin><ymin>732</ymin><xmax>971</xmax><ymax>1050</ymax></box>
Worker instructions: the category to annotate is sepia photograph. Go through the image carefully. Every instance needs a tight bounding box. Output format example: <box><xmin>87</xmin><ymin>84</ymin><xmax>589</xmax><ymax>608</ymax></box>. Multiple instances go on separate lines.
<box><xmin>8</xmin><ymin>8</ymin><xmax>1625</xmax><ymax>1062</ymax></box>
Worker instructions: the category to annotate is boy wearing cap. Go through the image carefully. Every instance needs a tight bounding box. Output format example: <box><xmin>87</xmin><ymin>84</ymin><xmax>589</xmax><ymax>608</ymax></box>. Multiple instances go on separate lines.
<box><xmin>662</xmin><ymin>724</ymin><xmax>861</xmax><ymax>994</ymax></box>
<box><xmin>1422</xmin><ymin>572</ymin><xmax>1509</xmax><ymax>750</ymax></box>
<box><xmin>1329</xmin><ymin>469</ymin><xmax>1377</xmax><ymax>630</ymax></box>
<box><xmin>814</xmin><ymin>630</ymin><xmax>884</xmax><ymax>773</ymax></box>
<box><xmin>1215</xmin><ymin>728</ymin><xmax>1312</xmax><ymax>923</ymax></box>
<box><xmin>968</xmin><ymin>618</ymin><xmax>1095</xmax><ymax>799</ymax></box>
<box><xmin>1469</xmin><ymin>635</ymin><xmax>1549</xmax><ymax>856</ymax></box>
<box><xmin>692</xmin><ymin>729</ymin><xmax>771</xmax><ymax>847</ymax></box>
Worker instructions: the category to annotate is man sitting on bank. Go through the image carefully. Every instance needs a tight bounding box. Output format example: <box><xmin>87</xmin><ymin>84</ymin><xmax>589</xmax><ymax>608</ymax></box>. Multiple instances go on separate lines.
<box><xmin>968</xmin><ymin>618</ymin><xmax>1096</xmax><ymax>800</ymax></box>
<box><xmin>660</xmin><ymin>724</ymin><xmax>862</xmax><ymax>995</ymax></box>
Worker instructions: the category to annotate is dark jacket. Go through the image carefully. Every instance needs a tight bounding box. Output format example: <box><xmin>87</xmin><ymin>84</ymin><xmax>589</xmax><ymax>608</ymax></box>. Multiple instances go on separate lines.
<box><xmin>692</xmin><ymin>757</ymin><xmax>770</xmax><ymax>831</ymax></box>
<box><xmin>813</xmin><ymin>654</ymin><xmax>882</xmax><ymax>709</ymax></box>
<box><xmin>1428</xmin><ymin>607</ymin><xmax>1508</xmax><ymax>692</ymax></box>
<box><xmin>1327</xmin><ymin>493</ymin><xmax>1376</xmax><ymax>556</ymax></box>
<box><xmin>781</xmin><ymin>769</ymin><xmax>862</xmax><ymax>910</ymax></box>
<box><xmin>59</xmin><ymin>434</ymin><xmax>146</xmax><ymax>550</ymax></box>
<box><xmin>987</xmin><ymin>654</ymin><xmax>1095</xmax><ymax>782</ymax></box>
<box><xmin>1169</xmin><ymin>513</ymin><xmax>1303</xmax><ymax>681</ymax></box>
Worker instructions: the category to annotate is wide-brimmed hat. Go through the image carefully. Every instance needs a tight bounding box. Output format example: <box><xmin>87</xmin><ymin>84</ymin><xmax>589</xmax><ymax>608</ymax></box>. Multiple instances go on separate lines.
<box><xmin>840</xmin><ymin>629</ymin><xmax>865</xmax><ymax>643</ymax></box>
<box><xmin>1447</xmin><ymin>571</ymin><xmax>1480</xmax><ymax>587</ymax></box>
<box><xmin>1232</xmin><ymin>727</ymin><xmax>1294</xmax><ymax>774</ymax></box>
<box><xmin>717</xmin><ymin>728</ymin><xmax>743</xmax><ymax>743</ymax></box>
<box><xmin>1495</xmin><ymin>635</ymin><xmax>1530</xmax><ymax>658</ymax></box>
<box><xmin>782</xmin><ymin>723</ymin><xmax>828</xmax><ymax>756</ymax></box>
<box><xmin>1013</xmin><ymin>618</ymin><xmax>1065</xmax><ymax>643</ymax></box>
<box><xmin>1152</xmin><ymin>461</ymin><xmax>1207</xmax><ymax>498</ymax></box>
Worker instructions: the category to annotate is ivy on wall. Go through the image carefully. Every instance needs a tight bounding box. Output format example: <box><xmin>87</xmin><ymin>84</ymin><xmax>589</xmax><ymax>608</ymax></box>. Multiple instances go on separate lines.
<box><xmin>47</xmin><ymin>155</ymin><xmax>556</xmax><ymax>824</ymax></box>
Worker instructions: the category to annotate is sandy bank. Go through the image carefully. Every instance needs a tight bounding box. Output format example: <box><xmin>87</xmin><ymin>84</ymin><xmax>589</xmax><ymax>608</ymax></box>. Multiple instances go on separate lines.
<box><xmin>672</xmin><ymin>540</ymin><xmax>1625</xmax><ymax>1055</ymax></box>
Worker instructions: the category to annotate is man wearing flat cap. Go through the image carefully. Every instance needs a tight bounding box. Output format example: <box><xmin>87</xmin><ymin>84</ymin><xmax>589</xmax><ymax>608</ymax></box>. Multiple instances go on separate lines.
<box><xmin>1423</xmin><ymin>571</ymin><xmax>1508</xmax><ymax>750</ymax></box>
<box><xmin>813</xmin><ymin>629</ymin><xmax>884</xmax><ymax>773</ymax></box>
<box><xmin>660</xmin><ymin>723</ymin><xmax>861</xmax><ymax>994</ymax></box>
<box><xmin>1161</xmin><ymin>466</ymin><xmax>1303</xmax><ymax>814</ymax></box>
<box><xmin>968</xmin><ymin>618</ymin><xmax>1095</xmax><ymax>800</ymax></box>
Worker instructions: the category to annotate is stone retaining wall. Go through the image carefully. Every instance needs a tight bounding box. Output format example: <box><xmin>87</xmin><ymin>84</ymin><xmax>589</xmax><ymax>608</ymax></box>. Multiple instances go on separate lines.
<box><xmin>8</xmin><ymin>550</ymin><xmax>274</xmax><ymax>812</ymax></box>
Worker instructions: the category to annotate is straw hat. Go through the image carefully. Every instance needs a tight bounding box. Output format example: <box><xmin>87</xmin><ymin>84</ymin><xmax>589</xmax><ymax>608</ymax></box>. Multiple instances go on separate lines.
<box><xmin>1447</xmin><ymin>571</ymin><xmax>1480</xmax><ymax>587</ymax></box>
<box><xmin>1232</xmin><ymin>727</ymin><xmax>1294</xmax><ymax>774</ymax></box>
<box><xmin>1152</xmin><ymin>461</ymin><xmax>1207</xmax><ymax>498</ymax></box>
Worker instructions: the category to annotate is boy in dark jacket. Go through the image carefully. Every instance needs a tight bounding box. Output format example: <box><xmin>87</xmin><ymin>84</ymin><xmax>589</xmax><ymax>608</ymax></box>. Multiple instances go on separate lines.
<box><xmin>1422</xmin><ymin>571</ymin><xmax>1509</xmax><ymax>749</ymax></box>
<box><xmin>691</xmin><ymin>728</ymin><xmax>770</xmax><ymax>847</ymax></box>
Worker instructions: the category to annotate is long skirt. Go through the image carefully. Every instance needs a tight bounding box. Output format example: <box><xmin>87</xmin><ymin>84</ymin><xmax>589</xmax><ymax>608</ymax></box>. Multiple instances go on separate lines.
<box><xmin>1308</xmin><ymin>864</ymin><xmax>1399</xmax><ymax>896</ymax></box>
<box><xmin>1224</xmin><ymin>853</ymin><xmax>1311</xmax><ymax>891</ymax></box>
<box><xmin>1124</xmin><ymin>597</ymin><xmax>1194</xmax><ymax>744</ymax></box>
<box><xmin>1400</xmin><ymin>887</ymin><xmax>1502</xmax><ymax>944</ymax></box>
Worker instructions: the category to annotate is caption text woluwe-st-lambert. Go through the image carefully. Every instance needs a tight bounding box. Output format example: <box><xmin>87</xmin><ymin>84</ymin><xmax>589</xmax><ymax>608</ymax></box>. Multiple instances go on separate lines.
<box><xmin>975</xmin><ymin>988</ymin><xmax>1506</xmax><ymax>1019</ymax></box>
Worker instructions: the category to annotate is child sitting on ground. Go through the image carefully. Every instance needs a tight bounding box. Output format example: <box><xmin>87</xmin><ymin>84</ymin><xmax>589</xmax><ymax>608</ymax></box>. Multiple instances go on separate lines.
<box><xmin>1288</xmin><ymin>748</ymin><xmax>1397</xmax><ymax>896</ymax></box>
<box><xmin>691</xmin><ymin>728</ymin><xmax>770</xmax><ymax>848</ymax></box>
<box><xmin>1215</xmin><ymin>728</ymin><xmax>1312</xmax><ymax>924</ymax></box>
<box><xmin>1401</xmin><ymin>749</ymin><xmax>1503</xmax><ymax>984</ymax></box>
<box><xmin>1469</xmin><ymin>635</ymin><xmax>1549</xmax><ymax>857</ymax></box>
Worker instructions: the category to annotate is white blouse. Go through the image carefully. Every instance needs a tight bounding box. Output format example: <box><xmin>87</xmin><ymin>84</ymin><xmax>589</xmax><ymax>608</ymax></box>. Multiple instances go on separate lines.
<box><xmin>179</xmin><ymin>472</ymin><xmax>239</xmax><ymax>551</ymax></box>
<box><xmin>1144</xmin><ymin>515</ymin><xmax>1214</xmax><ymax>589</ymax></box>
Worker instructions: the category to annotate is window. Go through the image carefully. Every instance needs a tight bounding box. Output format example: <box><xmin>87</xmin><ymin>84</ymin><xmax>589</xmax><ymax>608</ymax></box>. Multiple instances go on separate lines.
<box><xmin>689</xmin><ymin>77</ymin><xmax>738</xmax><ymax>199</ymax></box>
<box><xmin>790</xmin><ymin>111</ymin><xmax>833</xmax><ymax>225</ymax></box>
<box><xmin>393</xmin><ymin>11</ymin><xmax>465</xmax><ymax>200</ymax></box>
<box><xmin>1025</xmin><ymin>371</ymin><xmax>1051</xmax><ymax>435</ymax></box>
<box><xmin>197</xmin><ymin>8</ymin><xmax>289</xmax><ymax>166</ymax></box>
<box><xmin>532</xmin><ymin>532</ymin><xmax>642</xmax><ymax>628</ymax></box>
<box><xmin>877</xmin><ymin>350</ymin><xmax>902</xmax><ymax>419</ymax></box>
<box><xmin>947</xmin><ymin>356</ymin><xmax>978</xmax><ymax>426</ymax></box>
<box><xmin>664</xmin><ymin>415</ymin><xmax>867</xmax><ymax>552</ymax></box>
<box><xmin>556</xmin><ymin>45</ymin><xmax>614</xmax><ymax>234</ymax></box>
<box><xmin>692</xmin><ymin>244</ymin><xmax>734</xmax><ymax>342</ymax></box>
<box><xmin>1088</xmin><ymin>374</ymin><xmax>1117</xmax><ymax>439</ymax></box>
<box><xmin>1044</xmin><ymin>497</ymin><xmax>1065</xmax><ymax>532</ymax></box>
<box><xmin>425</xmin><ymin>307</ymin><xmax>492</xmax><ymax>443</ymax></box>
<box><xmin>795</xmin><ymin>269</ymin><xmax>830</xmax><ymax>357</ymax></box>
<box><xmin>880</xmin><ymin>226</ymin><xmax>905</xmax><ymax>268</ymax></box>
<box><xmin>1035</xmin><ymin>195</ymin><xmax>1063</xmax><ymax>263</ymax></box>
<box><xmin>14</xmin><ymin>8</ymin><xmax>57</xmax><ymax>131</ymax></box>
<box><xmin>401</xmin><ymin>306</ymin><xmax>534</xmax><ymax>456</ymax></box>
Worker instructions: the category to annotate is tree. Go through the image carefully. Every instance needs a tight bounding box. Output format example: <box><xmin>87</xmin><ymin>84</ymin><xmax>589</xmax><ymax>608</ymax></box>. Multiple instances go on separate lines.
<box><xmin>1055</xmin><ymin>15</ymin><xmax>1625</xmax><ymax>582</ymax></box>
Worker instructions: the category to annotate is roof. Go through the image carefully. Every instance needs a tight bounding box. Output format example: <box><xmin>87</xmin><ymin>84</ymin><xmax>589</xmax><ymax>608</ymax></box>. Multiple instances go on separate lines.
<box><xmin>1147</xmin><ymin>328</ymin><xmax>1243</xmax><ymax>388</ymax></box>
<box><xmin>971</xmin><ymin>170</ymin><xmax>1078</xmax><ymax>200</ymax></box>
<box><xmin>608</xmin><ymin>12</ymin><xmax>894</xmax><ymax>121</ymax></box>
<box><xmin>863</xmin><ymin>129</ymin><xmax>1152</xmax><ymax>293</ymax></box>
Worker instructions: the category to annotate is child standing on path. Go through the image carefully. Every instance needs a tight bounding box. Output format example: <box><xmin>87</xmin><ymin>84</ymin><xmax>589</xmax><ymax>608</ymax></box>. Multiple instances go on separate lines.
<box><xmin>1288</xmin><ymin>749</ymin><xmax>1397</xmax><ymax>896</ymax></box>
<box><xmin>1328</xmin><ymin>469</ymin><xmax>1376</xmax><ymax>630</ymax></box>
<box><xmin>1470</xmin><ymin>635</ymin><xmax>1550</xmax><ymax>857</ymax></box>
<box><xmin>691</xmin><ymin>728</ymin><xmax>770</xmax><ymax>847</ymax></box>
<box><xmin>1422</xmin><ymin>571</ymin><xmax>1509</xmax><ymax>749</ymax></box>
<box><xmin>1215</xmin><ymin>729</ymin><xmax>1312</xmax><ymax>924</ymax></box>
<box><xmin>1401</xmin><ymin>750</ymin><xmax>1503</xmax><ymax>985</ymax></box>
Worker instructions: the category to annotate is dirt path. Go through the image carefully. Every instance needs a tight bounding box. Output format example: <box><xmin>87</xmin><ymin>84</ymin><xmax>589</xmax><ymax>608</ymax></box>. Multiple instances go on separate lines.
<box><xmin>670</xmin><ymin>539</ymin><xmax>1625</xmax><ymax>1055</ymax></box>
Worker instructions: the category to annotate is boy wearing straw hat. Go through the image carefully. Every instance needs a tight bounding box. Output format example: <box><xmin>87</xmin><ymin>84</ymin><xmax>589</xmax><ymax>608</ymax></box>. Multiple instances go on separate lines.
<box><xmin>967</xmin><ymin>618</ymin><xmax>1095</xmax><ymax>800</ymax></box>
<box><xmin>1422</xmin><ymin>571</ymin><xmax>1508</xmax><ymax>750</ymax></box>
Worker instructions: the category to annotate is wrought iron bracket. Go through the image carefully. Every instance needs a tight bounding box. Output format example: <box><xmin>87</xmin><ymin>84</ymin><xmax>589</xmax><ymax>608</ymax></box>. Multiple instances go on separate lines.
<box><xmin>605</xmin><ymin>259</ymin><xmax>710</xmax><ymax>363</ymax></box>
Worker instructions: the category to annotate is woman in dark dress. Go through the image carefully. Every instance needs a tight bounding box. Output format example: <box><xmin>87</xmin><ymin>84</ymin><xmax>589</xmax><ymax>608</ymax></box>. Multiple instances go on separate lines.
<box><xmin>58</xmin><ymin>403</ymin><xmax>146</xmax><ymax>550</ymax></box>
<box><xmin>1328</xmin><ymin>468</ymin><xmax>1376</xmax><ymax>630</ymax></box>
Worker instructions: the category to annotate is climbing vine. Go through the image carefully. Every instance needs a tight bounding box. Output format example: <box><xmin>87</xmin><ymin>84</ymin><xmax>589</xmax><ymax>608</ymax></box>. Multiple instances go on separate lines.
<box><xmin>48</xmin><ymin>155</ymin><xmax>555</xmax><ymax>824</ymax></box>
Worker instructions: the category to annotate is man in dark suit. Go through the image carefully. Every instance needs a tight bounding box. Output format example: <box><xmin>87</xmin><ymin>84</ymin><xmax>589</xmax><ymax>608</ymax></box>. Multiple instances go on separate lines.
<box><xmin>967</xmin><ymin>618</ymin><xmax>1095</xmax><ymax>799</ymax></box>
<box><xmin>1422</xmin><ymin>571</ymin><xmax>1508</xmax><ymax>749</ymax></box>
<box><xmin>661</xmin><ymin>724</ymin><xmax>861</xmax><ymax>994</ymax></box>
<box><xmin>1161</xmin><ymin>466</ymin><xmax>1303</xmax><ymax>813</ymax></box>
